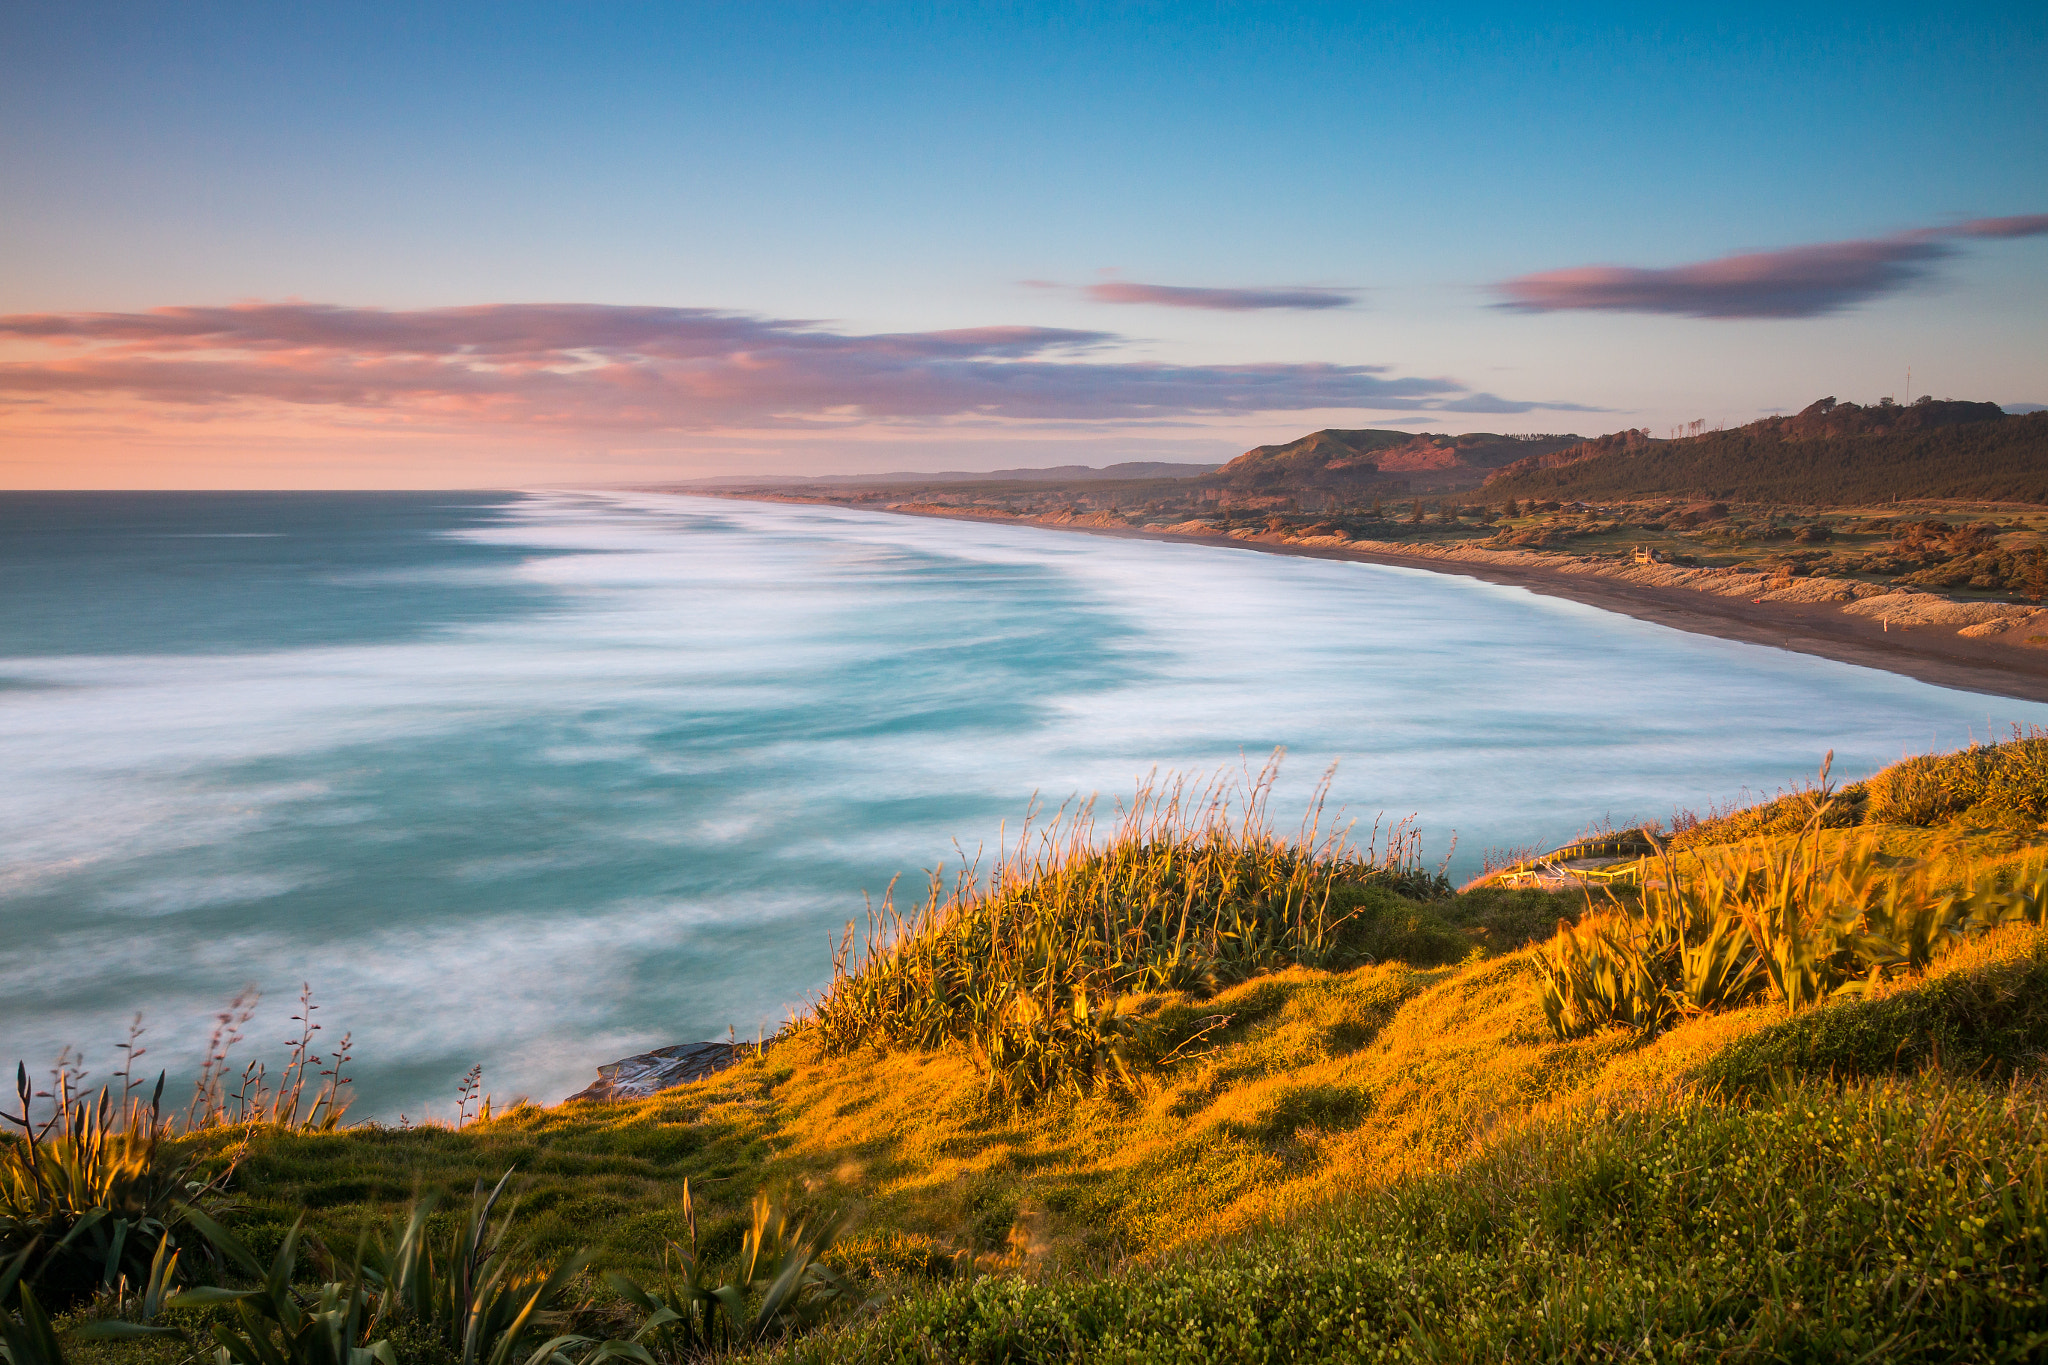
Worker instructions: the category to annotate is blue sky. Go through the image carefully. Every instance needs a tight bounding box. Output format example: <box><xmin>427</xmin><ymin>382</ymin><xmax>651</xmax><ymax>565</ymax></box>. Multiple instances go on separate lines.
<box><xmin>2</xmin><ymin>2</ymin><xmax>2043</xmax><ymax>485</ymax></box>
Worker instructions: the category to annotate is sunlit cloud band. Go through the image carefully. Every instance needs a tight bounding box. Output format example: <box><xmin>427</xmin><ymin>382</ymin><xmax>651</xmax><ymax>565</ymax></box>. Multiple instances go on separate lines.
<box><xmin>0</xmin><ymin>302</ymin><xmax>1587</xmax><ymax>431</ymax></box>
<box><xmin>1496</xmin><ymin>214</ymin><xmax>2048</xmax><ymax>319</ymax></box>
<box><xmin>1023</xmin><ymin>279</ymin><xmax>1358</xmax><ymax>311</ymax></box>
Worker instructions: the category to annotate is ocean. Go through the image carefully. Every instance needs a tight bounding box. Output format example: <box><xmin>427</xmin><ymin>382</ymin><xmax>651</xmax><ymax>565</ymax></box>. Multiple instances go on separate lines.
<box><xmin>5</xmin><ymin>489</ymin><xmax>2042</xmax><ymax>1117</ymax></box>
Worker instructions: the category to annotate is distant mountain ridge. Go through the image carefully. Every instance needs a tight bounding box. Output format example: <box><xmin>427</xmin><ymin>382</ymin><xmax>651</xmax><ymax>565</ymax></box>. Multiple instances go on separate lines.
<box><xmin>673</xmin><ymin>460</ymin><xmax>1219</xmax><ymax>488</ymax></box>
<box><xmin>1483</xmin><ymin>398</ymin><xmax>2047</xmax><ymax>505</ymax></box>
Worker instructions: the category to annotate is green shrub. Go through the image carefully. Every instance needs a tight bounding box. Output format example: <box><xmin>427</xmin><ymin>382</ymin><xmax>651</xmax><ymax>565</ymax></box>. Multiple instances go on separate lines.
<box><xmin>757</xmin><ymin>1075</ymin><xmax>2048</xmax><ymax>1364</ymax></box>
<box><xmin>1864</xmin><ymin>737</ymin><xmax>2048</xmax><ymax>827</ymax></box>
<box><xmin>1669</xmin><ymin>785</ymin><xmax>1864</xmax><ymax>850</ymax></box>
<box><xmin>606</xmin><ymin>1180</ymin><xmax>854</xmax><ymax>1353</ymax></box>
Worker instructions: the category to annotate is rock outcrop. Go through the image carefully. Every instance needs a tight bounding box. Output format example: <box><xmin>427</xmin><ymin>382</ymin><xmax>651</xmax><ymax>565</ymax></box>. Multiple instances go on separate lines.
<box><xmin>563</xmin><ymin>1041</ymin><xmax>744</xmax><ymax>1103</ymax></box>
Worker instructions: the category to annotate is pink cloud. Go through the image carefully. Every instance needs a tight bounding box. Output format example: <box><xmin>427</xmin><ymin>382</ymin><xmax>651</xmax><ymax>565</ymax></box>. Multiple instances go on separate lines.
<box><xmin>1927</xmin><ymin>213</ymin><xmax>2048</xmax><ymax>241</ymax></box>
<box><xmin>1079</xmin><ymin>281</ymin><xmax>1358</xmax><ymax>311</ymax></box>
<box><xmin>0</xmin><ymin>301</ymin><xmax>1571</xmax><ymax>431</ymax></box>
<box><xmin>1496</xmin><ymin>214</ymin><xmax>2048</xmax><ymax>319</ymax></box>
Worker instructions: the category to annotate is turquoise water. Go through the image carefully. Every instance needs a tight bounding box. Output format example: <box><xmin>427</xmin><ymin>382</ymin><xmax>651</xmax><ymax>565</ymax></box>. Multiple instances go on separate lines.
<box><xmin>5</xmin><ymin>490</ymin><xmax>2043</xmax><ymax>1117</ymax></box>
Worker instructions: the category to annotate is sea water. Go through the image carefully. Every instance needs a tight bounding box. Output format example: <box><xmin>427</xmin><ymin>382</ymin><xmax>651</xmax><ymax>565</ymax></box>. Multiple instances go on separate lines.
<box><xmin>5</xmin><ymin>490</ymin><xmax>2043</xmax><ymax>1116</ymax></box>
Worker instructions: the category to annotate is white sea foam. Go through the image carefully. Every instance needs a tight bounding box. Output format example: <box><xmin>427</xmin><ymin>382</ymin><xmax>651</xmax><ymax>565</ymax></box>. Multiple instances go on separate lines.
<box><xmin>4</xmin><ymin>490</ymin><xmax>2042</xmax><ymax>1114</ymax></box>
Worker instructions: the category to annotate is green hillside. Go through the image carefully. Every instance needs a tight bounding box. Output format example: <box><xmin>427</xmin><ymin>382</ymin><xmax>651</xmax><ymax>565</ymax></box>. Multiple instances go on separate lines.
<box><xmin>1484</xmin><ymin>399</ymin><xmax>2048</xmax><ymax>505</ymax></box>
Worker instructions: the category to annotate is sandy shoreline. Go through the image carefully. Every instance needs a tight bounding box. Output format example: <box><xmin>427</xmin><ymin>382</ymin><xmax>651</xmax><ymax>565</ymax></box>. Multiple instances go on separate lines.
<box><xmin>692</xmin><ymin>494</ymin><xmax>2048</xmax><ymax>705</ymax></box>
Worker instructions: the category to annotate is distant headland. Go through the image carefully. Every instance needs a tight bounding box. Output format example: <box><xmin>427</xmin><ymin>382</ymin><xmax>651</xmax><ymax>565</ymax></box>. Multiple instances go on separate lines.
<box><xmin>652</xmin><ymin>398</ymin><xmax>2048</xmax><ymax>702</ymax></box>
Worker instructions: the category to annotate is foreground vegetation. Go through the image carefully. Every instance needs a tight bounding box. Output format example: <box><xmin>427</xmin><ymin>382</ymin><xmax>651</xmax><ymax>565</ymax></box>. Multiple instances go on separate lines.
<box><xmin>13</xmin><ymin>742</ymin><xmax>2048</xmax><ymax>1361</ymax></box>
<box><xmin>767</xmin><ymin>1072</ymin><xmax>2048</xmax><ymax>1363</ymax></box>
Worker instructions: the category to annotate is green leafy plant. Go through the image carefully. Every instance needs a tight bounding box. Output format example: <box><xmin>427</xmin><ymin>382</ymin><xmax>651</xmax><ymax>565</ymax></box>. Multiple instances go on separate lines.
<box><xmin>607</xmin><ymin>1179</ymin><xmax>854</xmax><ymax>1353</ymax></box>
<box><xmin>967</xmin><ymin>988</ymin><xmax>1139</xmax><ymax>1105</ymax></box>
<box><xmin>77</xmin><ymin>1174</ymin><xmax>641</xmax><ymax>1365</ymax></box>
<box><xmin>165</xmin><ymin>1210</ymin><xmax>393</xmax><ymax>1365</ymax></box>
<box><xmin>359</xmin><ymin>1170</ymin><xmax>590</xmax><ymax>1365</ymax></box>
<box><xmin>1539</xmin><ymin>776</ymin><xmax>2048</xmax><ymax>1041</ymax></box>
<box><xmin>0</xmin><ymin>1064</ymin><xmax>219</xmax><ymax>1309</ymax></box>
<box><xmin>0</xmin><ymin>1249</ymin><xmax>66</xmax><ymax>1365</ymax></box>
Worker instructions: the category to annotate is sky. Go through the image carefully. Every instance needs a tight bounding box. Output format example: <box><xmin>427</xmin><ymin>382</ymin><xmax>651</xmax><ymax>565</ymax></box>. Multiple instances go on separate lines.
<box><xmin>1</xmin><ymin>2</ymin><xmax>2044</xmax><ymax>488</ymax></box>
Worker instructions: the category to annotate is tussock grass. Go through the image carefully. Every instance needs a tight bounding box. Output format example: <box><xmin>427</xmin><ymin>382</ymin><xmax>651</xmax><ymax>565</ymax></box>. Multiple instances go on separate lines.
<box><xmin>803</xmin><ymin>759</ymin><xmax>1453</xmax><ymax>1101</ymax></box>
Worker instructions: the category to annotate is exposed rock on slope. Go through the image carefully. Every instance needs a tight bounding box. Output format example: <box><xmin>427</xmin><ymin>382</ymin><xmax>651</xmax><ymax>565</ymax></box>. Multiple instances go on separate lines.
<box><xmin>564</xmin><ymin>1041</ymin><xmax>743</xmax><ymax>1102</ymax></box>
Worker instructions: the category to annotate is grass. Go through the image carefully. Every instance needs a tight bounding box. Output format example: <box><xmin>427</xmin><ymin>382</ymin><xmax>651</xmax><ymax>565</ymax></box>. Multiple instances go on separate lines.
<box><xmin>1539</xmin><ymin>819</ymin><xmax>2048</xmax><ymax>1037</ymax></box>
<box><xmin>143</xmin><ymin>903</ymin><xmax>2048</xmax><ymax>1289</ymax></box>
<box><xmin>757</xmin><ymin>1072</ymin><xmax>2048</xmax><ymax>1364</ymax></box>
<box><xmin>18</xmin><ymin>747</ymin><xmax>2048</xmax><ymax>1362</ymax></box>
<box><xmin>802</xmin><ymin>761</ymin><xmax>1453</xmax><ymax>1101</ymax></box>
<box><xmin>1671</xmin><ymin>731</ymin><xmax>2048</xmax><ymax>850</ymax></box>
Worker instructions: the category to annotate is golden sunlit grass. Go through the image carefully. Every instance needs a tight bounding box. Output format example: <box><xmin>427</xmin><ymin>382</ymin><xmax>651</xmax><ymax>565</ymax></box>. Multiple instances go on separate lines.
<box><xmin>23</xmin><ymin>743</ymin><xmax>2048</xmax><ymax>1362</ymax></box>
<box><xmin>160</xmin><ymin>901</ymin><xmax>2048</xmax><ymax>1288</ymax></box>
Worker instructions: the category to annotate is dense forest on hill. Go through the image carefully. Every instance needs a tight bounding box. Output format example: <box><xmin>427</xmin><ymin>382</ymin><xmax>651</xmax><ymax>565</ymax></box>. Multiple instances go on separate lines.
<box><xmin>1484</xmin><ymin>402</ymin><xmax>2048</xmax><ymax>506</ymax></box>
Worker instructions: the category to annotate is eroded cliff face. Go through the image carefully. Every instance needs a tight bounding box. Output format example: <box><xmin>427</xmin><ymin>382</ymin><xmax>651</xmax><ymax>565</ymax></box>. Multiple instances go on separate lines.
<box><xmin>1208</xmin><ymin>429</ymin><xmax>1585</xmax><ymax>494</ymax></box>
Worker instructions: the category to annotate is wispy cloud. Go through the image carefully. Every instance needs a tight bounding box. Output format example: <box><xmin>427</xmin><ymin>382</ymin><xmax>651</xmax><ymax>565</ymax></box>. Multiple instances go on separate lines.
<box><xmin>0</xmin><ymin>301</ymin><xmax>1573</xmax><ymax>431</ymax></box>
<box><xmin>1495</xmin><ymin>214</ymin><xmax>2048</xmax><ymax>319</ymax></box>
<box><xmin>1026</xmin><ymin>279</ymin><xmax>1358</xmax><ymax>311</ymax></box>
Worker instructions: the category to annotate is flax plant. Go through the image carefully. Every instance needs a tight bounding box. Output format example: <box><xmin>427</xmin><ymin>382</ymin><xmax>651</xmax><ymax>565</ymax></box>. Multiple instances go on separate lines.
<box><xmin>357</xmin><ymin>1170</ymin><xmax>590</xmax><ymax>1365</ymax></box>
<box><xmin>163</xmin><ymin>1211</ymin><xmax>393</xmax><ymax>1365</ymax></box>
<box><xmin>607</xmin><ymin>1179</ymin><xmax>854</xmax><ymax>1353</ymax></box>
<box><xmin>0</xmin><ymin>1064</ymin><xmax>220</xmax><ymax>1308</ymax></box>
<box><xmin>185</xmin><ymin>985</ymin><xmax>355</xmax><ymax>1132</ymax></box>
<box><xmin>5</xmin><ymin>984</ymin><xmax>361</xmax><ymax>1312</ymax></box>
<box><xmin>1539</xmin><ymin>757</ymin><xmax>2048</xmax><ymax>1040</ymax></box>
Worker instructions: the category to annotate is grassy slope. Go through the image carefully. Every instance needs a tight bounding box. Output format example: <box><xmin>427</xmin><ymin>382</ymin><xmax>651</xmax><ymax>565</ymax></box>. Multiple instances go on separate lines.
<box><xmin>768</xmin><ymin>1062</ymin><xmax>2048</xmax><ymax>1363</ymax></box>
<box><xmin>178</xmin><ymin>833</ymin><xmax>2048</xmax><ymax>1290</ymax></box>
<box><xmin>750</xmin><ymin>915</ymin><xmax>2048</xmax><ymax>1363</ymax></box>
<box><xmin>179</xmin><ymin>888</ymin><xmax>1580</xmax><ymax>1277</ymax></box>
<box><xmin>66</xmin><ymin>767</ymin><xmax>2048</xmax><ymax>1363</ymax></box>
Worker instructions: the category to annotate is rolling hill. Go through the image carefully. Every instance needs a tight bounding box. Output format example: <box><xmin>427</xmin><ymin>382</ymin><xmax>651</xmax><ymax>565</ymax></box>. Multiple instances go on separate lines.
<box><xmin>1205</xmin><ymin>429</ymin><xmax>1586</xmax><ymax>495</ymax></box>
<box><xmin>1483</xmin><ymin>398</ymin><xmax>2048</xmax><ymax>505</ymax></box>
